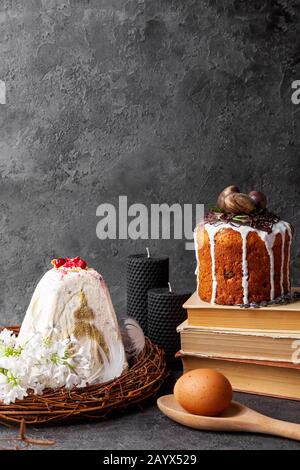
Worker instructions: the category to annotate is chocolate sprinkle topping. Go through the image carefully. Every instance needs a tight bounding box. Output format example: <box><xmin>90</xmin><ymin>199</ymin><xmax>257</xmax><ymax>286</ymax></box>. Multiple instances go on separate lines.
<box><xmin>205</xmin><ymin>209</ymin><xmax>281</xmax><ymax>234</ymax></box>
<box><xmin>238</xmin><ymin>291</ymin><xmax>300</xmax><ymax>309</ymax></box>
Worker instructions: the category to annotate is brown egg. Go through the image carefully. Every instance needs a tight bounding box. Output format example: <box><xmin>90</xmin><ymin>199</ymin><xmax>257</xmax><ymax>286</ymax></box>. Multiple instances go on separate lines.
<box><xmin>217</xmin><ymin>185</ymin><xmax>240</xmax><ymax>211</ymax></box>
<box><xmin>174</xmin><ymin>369</ymin><xmax>232</xmax><ymax>416</ymax></box>
<box><xmin>223</xmin><ymin>192</ymin><xmax>256</xmax><ymax>215</ymax></box>
<box><xmin>248</xmin><ymin>191</ymin><xmax>267</xmax><ymax>210</ymax></box>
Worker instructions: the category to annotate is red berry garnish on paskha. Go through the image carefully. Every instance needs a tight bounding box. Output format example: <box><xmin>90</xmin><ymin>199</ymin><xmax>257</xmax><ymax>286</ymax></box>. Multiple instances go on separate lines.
<box><xmin>78</xmin><ymin>259</ymin><xmax>87</xmax><ymax>269</ymax></box>
<box><xmin>51</xmin><ymin>257</ymin><xmax>87</xmax><ymax>269</ymax></box>
<box><xmin>63</xmin><ymin>260</ymin><xmax>73</xmax><ymax>268</ymax></box>
<box><xmin>51</xmin><ymin>258</ymin><xmax>66</xmax><ymax>268</ymax></box>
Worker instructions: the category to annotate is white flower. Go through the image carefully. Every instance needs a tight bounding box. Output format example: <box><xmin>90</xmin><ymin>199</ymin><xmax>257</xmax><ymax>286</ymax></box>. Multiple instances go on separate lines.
<box><xmin>0</xmin><ymin>369</ymin><xmax>27</xmax><ymax>404</ymax></box>
<box><xmin>65</xmin><ymin>373</ymin><xmax>80</xmax><ymax>388</ymax></box>
<box><xmin>1</xmin><ymin>384</ymin><xmax>27</xmax><ymax>405</ymax></box>
<box><xmin>31</xmin><ymin>381</ymin><xmax>45</xmax><ymax>395</ymax></box>
<box><xmin>0</xmin><ymin>329</ymin><xmax>17</xmax><ymax>348</ymax></box>
<box><xmin>0</xmin><ymin>330</ymin><xmax>92</xmax><ymax>404</ymax></box>
<box><xmin>0</xmin><ymin>356</ymin><xmax>17</xmax><ymax>370</ymax></box>
<box><xmin>0</xmin><ymin>372</ymin><xmax>7</xmax><ymax>385</ymax></box>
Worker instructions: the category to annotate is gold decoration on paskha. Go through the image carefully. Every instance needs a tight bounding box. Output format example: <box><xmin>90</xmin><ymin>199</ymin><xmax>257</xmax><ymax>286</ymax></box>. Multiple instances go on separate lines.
<box><xmin>73</xmin><ymin>290</ymin><xmax>109</xmax><ymax>360</ymax></box>
<box><xmin>74</xmin><ymin>290</ymin><xmax>95</xmax><ymax>321</ymax></box>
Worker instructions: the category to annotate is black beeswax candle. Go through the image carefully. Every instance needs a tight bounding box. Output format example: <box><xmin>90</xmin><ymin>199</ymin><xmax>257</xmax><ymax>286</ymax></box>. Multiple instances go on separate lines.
<box><xmin>148</xmin><ymin>287</ymin><xmax>191</xmax><ymax>369</ymax></box>
<box><xmin>126</xmin><ymin>253</ymin><xmax>169</xmax><ymax>334</ymax></box>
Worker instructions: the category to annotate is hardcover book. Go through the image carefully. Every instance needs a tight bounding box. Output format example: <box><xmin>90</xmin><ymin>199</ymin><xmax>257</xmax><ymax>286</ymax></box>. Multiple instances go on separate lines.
<box><xmin>183</xmin><ymin>290</ymin><xmax>300</xmax><ymax>331</ymax></box>
<box><xmin>177</xmin><ymin>320</ymin><xmax>300</xmax><ymax>363</ymax></box>
<box><xmin>179</xmin><ymin>353</ymin><xmax>300</xmax><ymax>401</ymax></box>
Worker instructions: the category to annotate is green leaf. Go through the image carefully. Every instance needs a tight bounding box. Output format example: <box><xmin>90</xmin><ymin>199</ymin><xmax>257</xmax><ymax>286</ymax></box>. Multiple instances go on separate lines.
<box><xmin>208</xmin><ymin>205</ymin><xmax>222</xmax><ymax>213</ymax></box>
<box><xmin>232</xmin><ymin>215</ymin><xmax>249</xmax><ymax>222</ymax></box>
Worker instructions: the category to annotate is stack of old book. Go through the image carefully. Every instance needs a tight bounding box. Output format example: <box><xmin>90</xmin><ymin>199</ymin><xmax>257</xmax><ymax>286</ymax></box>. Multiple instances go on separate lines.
<box><xmin>178</xmin><ymin>290</ymin><xmax>300</xmax><ymax>400</ymax></box>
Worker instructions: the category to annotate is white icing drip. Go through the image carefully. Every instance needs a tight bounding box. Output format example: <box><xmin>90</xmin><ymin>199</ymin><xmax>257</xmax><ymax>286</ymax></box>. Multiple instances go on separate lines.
<box><xmin>196</xmin><ymin>220</ymin><xmax>291</xmax><ymax>304</ymax></box>
<box><xmin>280</xmin><ymin>231</ymin><xmax>285</xmax><ymax>295</ymax></box>
<box><xmin>282</xmin><ymin>221</ymin><xmax>292</xmax><ymax>292</ymax></box>
<box><xmin>265</xmin><ymin>239</ymin><xmax>275</xmax><ymax>300</ymax></box>
<box><xmin>205</xmin><ymin>224</ymin><xmax>218</xmax><ymax>303</ymax></box>
<box><xmin>193</xmin><ymin>229</ymin><xmax>198</xmax><ymax>275</ymax></box>
<box><xmin>241</xmin><ymin>232</ymin><xmax>249</xmax><ymax>304</ymax></box>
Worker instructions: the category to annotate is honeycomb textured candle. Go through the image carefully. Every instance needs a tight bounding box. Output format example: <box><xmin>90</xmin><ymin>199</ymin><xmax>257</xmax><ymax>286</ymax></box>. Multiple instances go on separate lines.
<box><xmin>126</xmin><ymin>254</ymin><xmax>169</xmax><ymax>334</ymax></box>
<box><xmin>148</xmin><ymin>288</ymin><xmax>191</xmax><ymax>367</ymax></box>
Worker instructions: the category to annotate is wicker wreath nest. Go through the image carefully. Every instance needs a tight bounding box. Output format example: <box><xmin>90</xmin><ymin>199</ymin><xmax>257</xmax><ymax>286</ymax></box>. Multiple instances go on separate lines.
<box><xmin>0</xmin><ymin>326</ymin><xmax>166</xmax><ymax>426</ymax></box>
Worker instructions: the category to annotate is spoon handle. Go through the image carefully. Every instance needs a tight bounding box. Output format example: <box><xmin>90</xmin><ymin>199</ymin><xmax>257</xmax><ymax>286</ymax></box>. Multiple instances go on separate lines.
<box><xmin>255</xmin><ymin>416</ymin><xmax>300</xmax><ymax>442</ymax></box>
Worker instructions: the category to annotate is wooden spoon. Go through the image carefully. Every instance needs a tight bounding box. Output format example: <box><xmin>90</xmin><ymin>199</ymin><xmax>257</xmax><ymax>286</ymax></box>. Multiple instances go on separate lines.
<box><xmin>157</xmin><ymin>394</ymin><xmax>300</xmax><ymax>442</ymax></box>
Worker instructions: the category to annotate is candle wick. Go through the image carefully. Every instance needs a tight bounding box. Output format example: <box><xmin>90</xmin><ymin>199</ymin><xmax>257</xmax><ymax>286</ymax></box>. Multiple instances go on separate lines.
<box><xmin>146</xmin><ymin>247</ymin><xmax>150</xmax><ymax>258</ymax></box>
<box><xmin>168</xmin><ymin>282</ymin><xmax>172</xmax><ymax>293</ymax></box>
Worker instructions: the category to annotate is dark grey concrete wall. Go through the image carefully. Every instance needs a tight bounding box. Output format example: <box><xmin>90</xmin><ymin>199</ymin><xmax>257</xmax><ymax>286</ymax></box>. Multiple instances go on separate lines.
<box><xmin>0</xmin><ymin>0</ymin><xmax>299</xmax><ymax>324</ymax></box>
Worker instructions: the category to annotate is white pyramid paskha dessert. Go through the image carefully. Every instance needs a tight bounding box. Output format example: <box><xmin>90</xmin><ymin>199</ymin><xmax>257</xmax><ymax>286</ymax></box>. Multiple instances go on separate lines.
<box><xmin>17</xmin><ymin>257</ymin><xmax>128</xmax><ymax>385</ymax></box>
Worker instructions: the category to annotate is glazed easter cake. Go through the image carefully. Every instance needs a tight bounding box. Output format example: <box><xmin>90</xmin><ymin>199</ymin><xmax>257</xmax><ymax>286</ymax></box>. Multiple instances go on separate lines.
<box><xmin>194</xmin><ymin>187</ymin><xmax>293</xmax><ymax>306</ymax></box>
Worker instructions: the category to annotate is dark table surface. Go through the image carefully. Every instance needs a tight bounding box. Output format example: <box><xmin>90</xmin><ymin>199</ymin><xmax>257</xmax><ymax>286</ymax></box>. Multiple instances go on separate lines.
<box><xmin>1</xmin><ymin>374</ymin><xmax>300</xmax><ymax>450</ymax></box>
